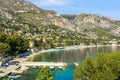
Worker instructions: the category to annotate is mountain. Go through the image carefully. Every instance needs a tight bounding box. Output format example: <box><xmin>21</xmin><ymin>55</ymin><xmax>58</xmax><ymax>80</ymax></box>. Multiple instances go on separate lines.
<box><xmin>72</xmin><ymin>13</ymin><xmax>120</xmax><ymax>39</ymax></box>
<box><xmin>0</xmin><ymin>0</ymin><xmax>120</xmax><ymax>47</ymax></box>
<box><xmin>0</xmin><ymin>0</ymin><xmax>75</xmax><ymax>31</ymax></box>
<box><xmin>0</xmin><ymin>0</ymin><xmax>90</xmax><ymax>48</ymax></box>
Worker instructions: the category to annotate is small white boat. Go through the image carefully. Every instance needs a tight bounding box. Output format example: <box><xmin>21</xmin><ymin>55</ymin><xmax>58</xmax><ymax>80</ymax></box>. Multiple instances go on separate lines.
<box><xmin>8</xmin><ymin>74</ymin><xmax>21</xmax><ymax>79</ymax></box>
<box><xmin>25</xmin><ymin>67</ymin><xmax>29</xmax><ymax>70</ymax></box>
<box><xmin>56</xmin><ymin>47</ymin><xmax>64</xmax><ymax>49</ymax></box>
<box><xmin>50</xmin><ymin>65</ymin><xmax>54</xmax><ymax>69</ymax></box>
<box><xmin>74</xmin><ymin>63</ymin><xmax>79</xmax><ymax>66</ymax></box>
<box><xmin>22</xmin><ymin>67</ymin><xmax>29</xmax><ymax>71</ymax></box>
<box><xmin>58</xmin><ymin>66</ymin><xmax>63</xmax><ymax>69</ymax></box>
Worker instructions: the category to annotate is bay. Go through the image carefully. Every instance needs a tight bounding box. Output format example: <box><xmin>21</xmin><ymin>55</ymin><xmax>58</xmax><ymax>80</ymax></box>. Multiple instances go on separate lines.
<box><xmin>18</xmin><ymin>46</ymin><xmax>120</xmax><ymax>80</ymax></box>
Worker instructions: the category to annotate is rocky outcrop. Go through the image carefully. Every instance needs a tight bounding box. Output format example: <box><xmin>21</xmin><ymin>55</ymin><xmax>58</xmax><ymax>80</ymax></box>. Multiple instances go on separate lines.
<box><xmin>72</xmin><ymin>13</ymin><xmax>120</xmax><ymax>37</ymax></box>
<box><xmin>73</xmin><ymin>14</ymin><xmax>118</xmax><ymax>29</ymax></box>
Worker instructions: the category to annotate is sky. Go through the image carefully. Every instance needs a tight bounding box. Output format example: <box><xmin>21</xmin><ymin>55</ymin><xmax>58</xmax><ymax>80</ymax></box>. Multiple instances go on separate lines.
<box><xmin>27</xmin><ymin>0</ymin><xmax>120</xmax><ymax>20</ymax></box>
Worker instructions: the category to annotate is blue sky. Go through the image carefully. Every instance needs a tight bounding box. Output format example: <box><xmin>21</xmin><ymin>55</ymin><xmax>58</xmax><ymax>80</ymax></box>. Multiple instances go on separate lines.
<box><xmin>27</xmin><ymin>0</ymin><xmax>120</xmax><ymax>20</ymax></box>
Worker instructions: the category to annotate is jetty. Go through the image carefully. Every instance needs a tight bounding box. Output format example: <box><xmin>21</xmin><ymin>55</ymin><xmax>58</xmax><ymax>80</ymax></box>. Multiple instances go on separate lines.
<box><xmin>0</xmin><ymin>61</ymin><xmax>67</xmax><ymax>78</ymax></box>
<box><xmin>21</xmin><ymin>62</ymin><xmax>67</xmax><ymax>69</ymax></box>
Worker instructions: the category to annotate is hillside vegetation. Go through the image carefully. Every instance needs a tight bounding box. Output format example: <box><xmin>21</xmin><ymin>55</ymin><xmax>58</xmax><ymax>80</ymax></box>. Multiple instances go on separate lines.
<box><xmin>0</xmin><ymin>0</ymin><xmax>120</xmax><ymax>49</ymax></box>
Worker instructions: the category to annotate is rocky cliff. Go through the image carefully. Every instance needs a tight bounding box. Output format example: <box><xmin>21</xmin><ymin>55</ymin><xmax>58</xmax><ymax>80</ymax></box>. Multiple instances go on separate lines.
<box><xmin>72</xmin><ymin>13</ymin><xmax>120</xmax><ymax>38</ymax></box>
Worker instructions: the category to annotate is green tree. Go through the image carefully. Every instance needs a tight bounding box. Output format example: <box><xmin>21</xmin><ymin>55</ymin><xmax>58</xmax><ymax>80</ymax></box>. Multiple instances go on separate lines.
<box><xmin>0</xmin><ymin>43</ymin><xmax>10</xmax><ymax>55</ymax></box>
<box><xmin>5</xmin><ymin>35</ymin><xmax>29</xmax><ymax>55</ymax></box>
<box><xmin>36</xmin><ymin>67</ymin><xmax>53</xmax><ymax>80</ymax></box>
<box><xmin>0</xmin><ymin>32</ymin><xmax>7</xmax><ymax>42</ymax></box>
<box><xmin>2</xmin><ymin>77</ymin><xmax>11</xmax><ymax>80</ymax></box>
<box><xmin>74</xmin><ymin>52</ymin><xmax>120</xmax><ymax>80</ymax></box>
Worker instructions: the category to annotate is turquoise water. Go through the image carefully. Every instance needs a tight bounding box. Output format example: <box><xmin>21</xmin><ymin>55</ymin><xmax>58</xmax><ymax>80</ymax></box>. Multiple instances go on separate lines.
<box><xmin>17</xmin><ymin>66</ymin><xmax>75</xmax><ymax>80</ymax></box>
<box><xmin>16</xmin><ymin>65</ymin><xmax>75</xmax><ymax>80</ymax></box>
<box><xmin>53</xmin><ymin>65</ymin><xmax>75</xmax><ymax>80</ymax></box>
<box><xmin>18</xmin><ymin>46</ymin><xmax>120</xmax><ymax>80</ymax></box>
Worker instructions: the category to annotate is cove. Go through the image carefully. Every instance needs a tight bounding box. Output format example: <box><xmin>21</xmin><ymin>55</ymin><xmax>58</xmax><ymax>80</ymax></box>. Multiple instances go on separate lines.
<box><xmin>18</xmin><ymin>46</ymin><xmax>120</xmax><ymax>80</ymax></box>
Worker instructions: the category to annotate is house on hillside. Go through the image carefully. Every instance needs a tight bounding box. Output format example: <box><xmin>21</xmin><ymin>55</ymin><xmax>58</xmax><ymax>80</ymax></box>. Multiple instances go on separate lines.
<box><xmin>0</xmin><ymin>52</ymin><xmax>3</xmax><ymax>60</ymax></box>
<box><xmin>108</xmin><ymin>41</ymin><xmax>118</xmax><ymax>45</ymax></box>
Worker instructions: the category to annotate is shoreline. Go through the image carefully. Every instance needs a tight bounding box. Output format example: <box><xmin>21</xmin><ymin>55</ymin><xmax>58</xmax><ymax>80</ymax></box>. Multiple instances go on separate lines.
<box><xmin>26</xmin><ymin>44</ymin><xmax>120</xmax><ymax>61</ymax></box>
<box><xmin>0</xmin><ymin>44</ymin><xmax>120</xmax><ymax>78</ymax></box>
<box><xmin>1</xmin><ymin>44</ymin><xmax>120</xmax><ymax>63</ymax></box>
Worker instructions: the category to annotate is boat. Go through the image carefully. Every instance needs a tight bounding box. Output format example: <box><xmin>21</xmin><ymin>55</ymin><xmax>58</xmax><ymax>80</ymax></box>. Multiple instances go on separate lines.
<box><xmin>34</xmin><ymin>66</ymin><xmax>39</xmax><ymax>69</ymax></box>
<box><xmin>74</xmin><ymin>63</ymin><xmax>79</xmax><ymax>66</ymax></box>
<box><xmin>58</xmin><ymin>66</ymin><xmax>63</xmax><ymax>69</ymax></box>
<box><xmin>8</xmin><ymin>74</ymin><xmax>21</xmax><ymax>79</ymax></box>
<box><xmin>50</xmin><ymin>65</ymin><xmax>54</xmax><ymax>69</ymax></box>
<box><xmin>25</xmin><ymin>66</ymin><xmax>29</xmax><ymax>69</ymax></box>
<box><xmin>21</xmin><ymin>66</ymin><xmax>29</xmax><ymax>71</ymax></box>
<box><xmin>55</xmin><ymin>47</ymin><xmax>64</xmax><ymax>49</ymax></box>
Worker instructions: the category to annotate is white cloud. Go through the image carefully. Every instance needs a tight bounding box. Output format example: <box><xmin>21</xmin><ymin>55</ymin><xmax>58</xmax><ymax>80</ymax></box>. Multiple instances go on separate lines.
<box><xmin>32</xmin><ymin>0</ymin><xmax>70</xmax><ymax>6</ymax></box>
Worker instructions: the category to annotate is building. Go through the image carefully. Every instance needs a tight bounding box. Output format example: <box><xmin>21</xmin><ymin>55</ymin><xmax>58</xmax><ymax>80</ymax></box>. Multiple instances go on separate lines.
<box><xmin>108</xmin><ymin>41</ymin><xmax>118</xmax><ymax>45</ymax></box>
<box><xmin>0</xmin><ymin>52</ymin><xmax>3</xmax><ymax>60</ymax></box>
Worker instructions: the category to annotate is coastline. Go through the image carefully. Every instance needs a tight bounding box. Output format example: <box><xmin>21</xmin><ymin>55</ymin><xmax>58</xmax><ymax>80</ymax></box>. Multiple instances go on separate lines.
<box><xmin>26</xmin><ymin>44</ymin><xmax>120</xmax><ymax>61</ymax></box>
<box><xmin>0</xmin><ymin>44</ymin><xmax>120</xmax><ymax>78</ymax></box>
<box><xmin>13</xmin><ymin>44</ymin><xmax>120</xmax><ymax>65</ymax></box>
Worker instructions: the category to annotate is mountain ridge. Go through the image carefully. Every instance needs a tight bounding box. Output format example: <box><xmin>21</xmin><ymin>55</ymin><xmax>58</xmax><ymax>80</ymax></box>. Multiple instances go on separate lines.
<box><xmin>0</xmin><ymin>0</ymin><xmax>76</xmax><ymax>31</ymax></box>
<box><xmin>0</xmin><ymin>0</ymin><xmax>120</xmax><ymax>45</ymax></box>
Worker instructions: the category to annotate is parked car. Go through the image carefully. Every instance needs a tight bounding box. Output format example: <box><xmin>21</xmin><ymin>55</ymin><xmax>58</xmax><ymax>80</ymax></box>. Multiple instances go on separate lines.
<box><xmin>17</xmin><ymin>52</ymin><xmax>30</xmax><ymax>58</ymax></box>
<box><xmin>33</xmin><ymin>49</ymin><xmax>39</xmax><ymax>53</ymax></box>
<box><xmin>9</xmin><ymin>61</ymin><xmax>20</xmax><ymax>65</ymax></box>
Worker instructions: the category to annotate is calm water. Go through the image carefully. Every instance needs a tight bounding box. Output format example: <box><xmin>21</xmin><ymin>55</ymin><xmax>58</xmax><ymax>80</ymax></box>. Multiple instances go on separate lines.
<box><xmin>18</xmin><ymin>46</ymin><xmax>120</xmax><ymax>80</ymax></box>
